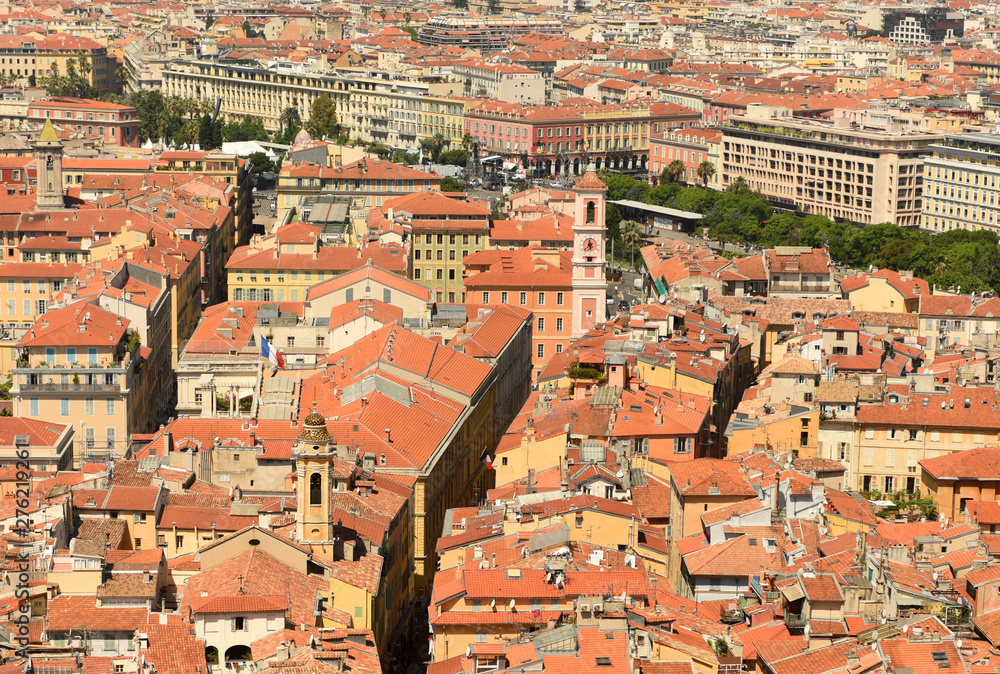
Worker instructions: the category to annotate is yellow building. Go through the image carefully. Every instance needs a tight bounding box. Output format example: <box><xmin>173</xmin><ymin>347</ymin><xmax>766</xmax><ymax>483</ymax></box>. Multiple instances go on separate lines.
<box><xmin>839</xmin><ymin>269</ymin><xmax>928</xmax><ymax>313</ymax></box>
<box><xmin>374</xmin><ymin>191</ymin><xmax>492</xmax><ymax>303</ymax></box>
<box><xmin>226</xmin><ymin>224</ymin><xmax>408</xmax><ymax>303</ymax></box>
<box><xmin>35</xmin><ymin>34</ymin><xmax>114</xmax><ymax>94</ymax></box>
<box><xmin>11</xmin><ymin>301</ymin><xmax>160</xmax><ymax>464</ymax></box>
<box><xmin>421</xmin><ymin>95</ymin><xmax>470</xmax><ymax>147</ymax></box>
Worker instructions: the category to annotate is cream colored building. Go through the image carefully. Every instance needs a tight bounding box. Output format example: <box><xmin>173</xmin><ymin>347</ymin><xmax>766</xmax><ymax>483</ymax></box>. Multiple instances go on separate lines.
<box><xmin>722</xmin><ymin>104</ymin><xmax>943</xmax><ymax>227</ymax></box>
<box><xmin>922</xmin><ymin>133</ymin><xmax>1000</xmax><ymax>234</ymax></box>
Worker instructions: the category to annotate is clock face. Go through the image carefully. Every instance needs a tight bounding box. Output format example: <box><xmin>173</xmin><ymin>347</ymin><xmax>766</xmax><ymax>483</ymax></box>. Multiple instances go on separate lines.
<box><xmin>581</xmin><ymin>237</ymin><xmax>599</xmax><ymax>254</ymax></box>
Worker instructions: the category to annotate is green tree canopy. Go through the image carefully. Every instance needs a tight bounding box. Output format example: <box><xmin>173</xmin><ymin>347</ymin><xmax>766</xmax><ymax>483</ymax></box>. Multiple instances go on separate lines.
<box><xmin>305</xmin><ymin>96</ymin><xmax>337</xmax><ymax>139</ymax></box>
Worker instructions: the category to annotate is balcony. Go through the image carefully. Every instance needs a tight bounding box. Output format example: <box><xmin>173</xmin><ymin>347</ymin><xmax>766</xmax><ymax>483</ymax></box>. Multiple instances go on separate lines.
<box><xmin>19</xmin><ymin>381</ymin><xmax>120</xmax><ymax>392</ymax></box>
<box><xmin>784</xmin><ymin>612</ymin><xmax>807</xmax><ymax>628</ymax></box>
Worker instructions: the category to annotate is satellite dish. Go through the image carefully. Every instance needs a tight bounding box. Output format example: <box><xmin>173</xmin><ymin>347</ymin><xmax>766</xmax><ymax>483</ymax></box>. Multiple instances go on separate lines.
<box><xmin>957</xmin><ymin>640</ymin><xmax>962</xmax><ymax>648</ymax></box>
<box><xmin>491</xmin><ymin>599</ymin><xmax>496</xmax><ymax>608</ymax></box>
<box><xmin>659</xmin><ymin>294</ymin><xmax>666</xmax><ymax>304</ymax></box>
<box><xmin>466</xmin><ymin>645</ymin><xmax>472</xmax><ymax>657</ymax></box>
<box><xmin>901</xmin><ymin>625</ymin><xmax>908</xmax><ymax>633</ymax></box>
<box><xmin>510</xmin><ymin>599</ymin><xmax>516</xmax><ymax>608</ymax></box>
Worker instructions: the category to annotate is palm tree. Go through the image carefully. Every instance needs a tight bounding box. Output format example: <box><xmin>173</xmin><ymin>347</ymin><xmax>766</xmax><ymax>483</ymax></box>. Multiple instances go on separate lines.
<box><xmin>727</xmin><ymin>175</ymin><xmax>750</xmax><ymax>195</ymax></box>
<box><xmin>664</xmin><ymin>159</ymin><xmax>685</xmax><ymax>183</ymax></box>
<box><xmin>461</xmin><ymin>132</ymin><xmax>473</xmax><ymax>151</ymax></box>
<box><xmin>115</xmin><ymin>65</ymin><xmax>132</xmax><ymax>94</ymax></box>
<box><xmin>181</xmin><ymin>120</ymin><xmax>199</xmax><ymax>148</ymax></box>
<box><xmin>620</xmin><ymin>220</ymin><xmax>645</xmax><ymax>268</ymax></box>
<box><xmin>696</xmin><ymin>160</ymin><xmax>716</xmax><ymax>188</ymax></box>
<box><xmin>403</xmin><ymin>10</ymin><xmax>412</xmax><ymax>24</ymax></box>
<box><xmin>280</xmin><ymin>106</ymin><xmax>301</xmax><ymax>134</ymax></box>
<box><xmin>421</xmin><ymin>133</ymin><xmax>448</xmax><ymax>163</ymax></box>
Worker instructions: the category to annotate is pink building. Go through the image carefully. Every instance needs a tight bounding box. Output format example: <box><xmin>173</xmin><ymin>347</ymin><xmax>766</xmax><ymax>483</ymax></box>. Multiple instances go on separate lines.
<box><xmin>27</xmin><ymin>97</ymin><xmax>140</xmax><ymax>148</ymax></box>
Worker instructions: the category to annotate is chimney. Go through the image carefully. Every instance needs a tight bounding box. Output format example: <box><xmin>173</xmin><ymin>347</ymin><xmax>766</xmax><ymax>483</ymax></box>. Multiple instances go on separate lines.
<box><xmin>384</xmin><ymin>428</ymin><xmax>391</xmax><ymax>443</ymax></box>
<box><xmin>163</xmin><ymin>428</ymin><xmax>172</xmax><ymax>455</ymax></box>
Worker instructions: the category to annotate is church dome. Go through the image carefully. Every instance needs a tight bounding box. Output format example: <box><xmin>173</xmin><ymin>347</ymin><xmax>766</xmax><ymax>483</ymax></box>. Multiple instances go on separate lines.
<box><xmin>304</xmin><ymin>411</ymin><xmax>326</xmax><ymax>426</ymax></box>
<box><xmin>294</xmin><ymin>128</ymin><xmax>312</xmax><ymax>147</ymax></box>
<box><xmin>298</xmin><ymin>412</ymin><xmax>331</xmax><ymax>443</ymax></box>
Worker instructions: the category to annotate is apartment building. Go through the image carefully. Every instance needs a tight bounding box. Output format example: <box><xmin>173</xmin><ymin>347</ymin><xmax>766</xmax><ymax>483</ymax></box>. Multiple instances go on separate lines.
<box><xmin>277</xmin><ymin>157</ymin><xmax>441</xmax><ymax>219</ymax></box>
<box><xmin>420</xmin><ymin>95</ymin><xmax>470</xmax><ymax>148</ymax></box>
<box><xmin>11</xmin><ymin>301</ymin><xmax>163</xmax><ymax>464</ymax></box>
<box><xmin>27</xmin><ymin>98</ymin><xmax>139</xmax><ymax>148</ymax></box>
<box><xmin>417</xmin><ymin>15</ymin><xmax>563</xmax><ymax>53</ymax></box>
<box><xmin>35</xmin><ymin>34</ymin><xmax>114</xmax><ymax>94</ymax></box>
<box><xmin>453</xmin><ymin>60</ymin><xmax>545</xmax><ymax>106</ymax></box>
<box><xmin>156</xmin><ymin>151</ymin><xmax>254</xmax><ymax>248</ymax></box>
<box><xmin>0</xmin><ymin>417</ymin><xmax>73</xmax><ymax>471</ymax></box>
<box><xmin>853</xmin><ymin>383</ymin><xmax>1000</xmax><ymax>496</ymax></box>
<box><xmin>464</xmin><ymin>247</ymin><xmax>572</xmax><ymax>374</ymax></box>
<box><xmin>226</xmin><ymin>224</ymin><xmax>407</xmax><ymax>303</ymax></box>
<box><xmin>722</xmin><ymin>104</ymin><xmax>943</xmax><ymax>227</ymax></box>
<box><xmin>921</xmin><ymin>133</ymin><xmax>1000</xmax><ymax>234</ymax></box>
<box><xmin>465</xmin><ymin>99</ymin><xmax>700</xmax><ymax>178</ymax></box>
<box><xmin>649</xmin><ymin>127</ymin><xmax>721</xmax><ymax>186</ymax></box>
<box><xmin>373</xmin><ymin>191</ymin><xmax>491</xmax><ymax>303</ymax></box>
<box><xmin>162</xmin><ymin>60</ymin><xmax>352</xmax><ymax>133</ymax></box>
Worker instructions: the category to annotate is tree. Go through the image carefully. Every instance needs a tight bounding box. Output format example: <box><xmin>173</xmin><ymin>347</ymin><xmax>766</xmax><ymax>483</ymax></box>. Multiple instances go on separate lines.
<box><xmin>401</xmin><ymin>26</ymin><xmax>418</xmax><ymax>41</ymax></box>
<box><xmin>279</xmin><ymin>106</ymin><xmax>302</xmax><ymax>140</ymax></box>
<box><xmin>247</xmin><ymin>151</ymin><xmax>277</xmax><ymax>175</ymax></box>
<box><xmin>486</xmin><ymin>0</ymin><xmax>501</xmax><ymax>13</ymax></box>
<box><xmin>204</xmin><ymin>13</ymin><xmax>215</xmax><ymax>29</ymax></box>
<box><xmin>115</xmin><ymin>65</ymin><xmax>132</xmax><ymax>94</ymax></box>
<box><xmin>620</xmin><ymin>220</ymin><xmax>645</xmax><ymax>267</ymax></box>
<box><xmin>574</xmin><ymin>0</ymin><xmax>587</xmax><ymax>11</ymax></box>
<box><xmin>241</xmin><ymin>19</ymin><xmax>260</xmax><ymax>38</ymax></box>
<box><xmin>305</xmin><ymin>96</ymin><xmax>336</xmax><ymax>139</ymax></box>
<box><xmin>696</xmin><ymin>160</ymin><xmax>716</xmax><ymax>187</ymax></box>
<box><xmin>452</xmin><ymin>0</ymin><xmax>469</xmax><ymax>9</ymax></box>
<box><xmin>439</xmin><ymin>148</ymin><xmax>468</xmax><ymax>166</ymax></box>
<box><xmin>440</xmin><ymin>176</ymin><xmax>466</xmax><ymax>192</ymax></box>
<box><xmin>662</xmin><ymin>159</ymin><xmax>685</xmax><ymax>184</ymax></box>
<box><xmin>403</xmin><ymin>11</ymin><xmax>412</xmax><ymax>23</ymax></box>
<box><xmin>726</xmin><ymin>175</ymin><xmax>750</xmax><ymax>195</ymax></box>
<box><xmin>420</xmin><ymin>133</ymin><xmax>448</xmax><ymax>163</ymax></box>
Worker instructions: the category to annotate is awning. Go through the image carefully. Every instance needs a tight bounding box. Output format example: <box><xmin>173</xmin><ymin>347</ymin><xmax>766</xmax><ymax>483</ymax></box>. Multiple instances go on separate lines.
<box><xmin>654</xmin><ymin>278</ymin><xmax>667</xmax><ymax>295</ymax></box>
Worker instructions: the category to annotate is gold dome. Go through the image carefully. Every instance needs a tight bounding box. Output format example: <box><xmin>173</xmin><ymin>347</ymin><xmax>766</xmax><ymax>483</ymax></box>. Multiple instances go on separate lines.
<box><xmin>299</xmin><ymin>412</ymin><xmax>332</xmax><ymax>444</ymax></box>
<box><xmin>303</xmin><ymin>412</ymin><xmax>326</xmax><ymax>427</ymax></box>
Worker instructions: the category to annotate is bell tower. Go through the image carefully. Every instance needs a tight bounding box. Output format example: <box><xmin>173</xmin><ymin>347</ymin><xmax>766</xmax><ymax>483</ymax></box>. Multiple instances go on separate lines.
<box><xmin>571</xmin><ymin>163</ymin><xmax>608</xmax><ymax>338</ymax></box>
<box><xmin>34</xmin><ymin>119</ymin><xmax>65</xmax><ymax>210</ymax></box>
<box><xmin>294</xmin><ymin>411</ymin><xmax>337</xmax><ymax>544</ymax></box>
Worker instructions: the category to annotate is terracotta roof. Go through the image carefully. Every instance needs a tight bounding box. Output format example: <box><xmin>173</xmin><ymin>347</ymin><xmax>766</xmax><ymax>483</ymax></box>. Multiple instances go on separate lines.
<box><xmin>921</xmin><ymin>446</ymin><xmax>1000</xmax><ymax>480</ymax></box>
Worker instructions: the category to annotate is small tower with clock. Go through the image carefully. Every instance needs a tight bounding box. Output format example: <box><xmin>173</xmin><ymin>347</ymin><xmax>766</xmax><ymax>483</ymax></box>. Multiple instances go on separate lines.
<box><xmin>571</xmin><ymin>162</ymin><xmax>608</xmax><ymax>338</ymax></box>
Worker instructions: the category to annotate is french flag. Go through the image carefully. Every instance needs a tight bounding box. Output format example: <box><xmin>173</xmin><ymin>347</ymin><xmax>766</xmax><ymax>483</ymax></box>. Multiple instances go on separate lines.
<box><xmin>480</xmin><ymin>447</ymin><xmax>493</xmax><ymax>470</ymax></box>
<box><xmin>260</xmin><ymin>335</ymin><xmax>285</xmax><ymax>369</ymax></box>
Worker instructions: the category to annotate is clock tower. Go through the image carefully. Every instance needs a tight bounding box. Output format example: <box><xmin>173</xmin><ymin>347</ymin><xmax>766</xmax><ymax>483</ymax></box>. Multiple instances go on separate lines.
<box><xmin>571</xmin><ymin>162</ymin><xmax>607</xmax><ymax>338</ymax></box>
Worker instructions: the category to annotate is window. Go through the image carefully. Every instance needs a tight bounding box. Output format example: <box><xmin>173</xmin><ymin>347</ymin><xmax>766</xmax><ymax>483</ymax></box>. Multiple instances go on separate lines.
<box><xmin>346</xmin><ymin>288</ymin><xmax>353</xmax><ymax>302</ymax></box>
<box><xmin>560</xmin><ymin>291</ymin><xmax>568</xmax><ymax>305</ymax></box>
<box><xmin>538</xmin><ymin>318</ymin><xmax>545</xmax><ymax>333</ymax></box>
<box><xmin>287</xmin><ymin>336</ymin><xmax>295</xmax><ymax>348</ymax></box>
<box><xmin>60</xmin><ymin>398</ymin><xmax>69</xmax><ymax>415</ymax></box>
<box><xmin>310</xmin><ymin>473</ymin><xmax>322</xmax><ymax>505</ymax></box>
<box><xmin>134</xmin><ymin>538</ymin><xmax>141</xmax><ymax>549</ymax></box>
<box><xmin>885</xmin><ymin>447</ymin><xmax>895</xmax><ymax>467</ymax></box>
<box><xmin>106</xmin><ymin>398</ymin><xmax>115</xmax><ymax>415</ymax></box>
<box><xmin>176</xmin><ymin>535</ymin><xmax>184</xmax><ymax>549</ymax></box>
<box><xmin>29</xmin><ymin>398</ymin><xmax>38</xmax><ymax>416</ymax></box>
<box><xmin>500</xmin><ymin>291</ymin><xmax>508</xmax><ymax>304</ymax></box>
<box><xmin>383</xmin><ymin>289</ymin><xmax>391</xmax><ymax>304</ymax></box>
<box><xmin>519</xmin><ymin>292</ymin><xmax>527</xmax><ymax>305</ymax></box>
<box><xmin>106</xmin><ymin>427</ymin><xmax>115</xmax><ymax>449</ymax></box>
<box><xmin>482</xmin><ymin>291</ymin><xmax>490</xmax><ymax>303</ymax></box>
<box><xmin>36</xmin><ymin>299</ymin><xmax>47</xmax><ymax>315</ymax></box>
<box><xmin>538</xmin><ymin>292</ymin><xmax>545</xmax><ymax>306</ymax></box>
<box><xmin>537</xmin><ymin>343</ymin><xmax>544</xmax><ymax>359</ymax></box>
<box><xmin>104</xmin><ymin>635</ymin><xmax>116</xmax><ymax>652</ymax></box>
<box><xmin>85</xmin><ymin>398</ymin><xmax>94</xmax><ymax>415</ymax></box>
<box><xmin>85</xmin><ymin>427</ymin><xmax>95</xmax><ymax>448</ymax></box>
<box><xmin>232</xmin><ymin>617</ymin><xmax>247</xmax><ymax>632</ymax></box>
